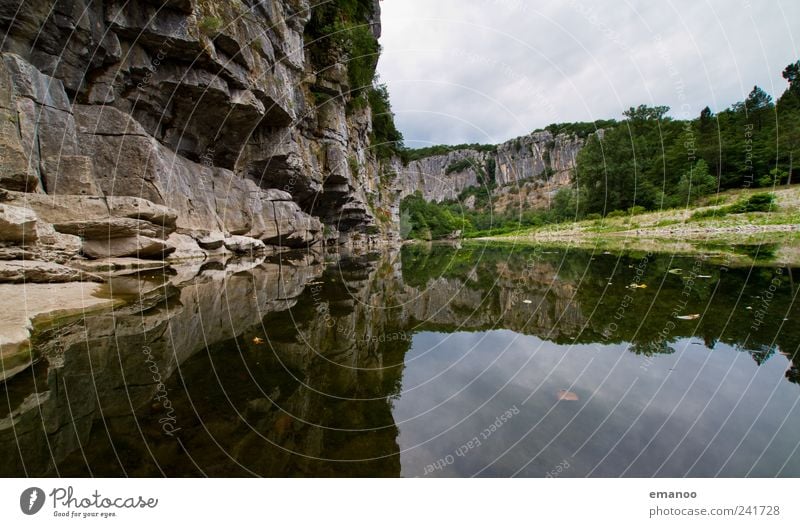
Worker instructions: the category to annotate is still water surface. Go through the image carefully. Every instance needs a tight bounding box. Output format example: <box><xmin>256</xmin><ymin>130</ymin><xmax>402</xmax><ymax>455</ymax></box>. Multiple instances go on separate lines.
<box><xmin>2</xmin><ymin>243</ymin><xmax>799</xmax><ymax>476</ymax></box>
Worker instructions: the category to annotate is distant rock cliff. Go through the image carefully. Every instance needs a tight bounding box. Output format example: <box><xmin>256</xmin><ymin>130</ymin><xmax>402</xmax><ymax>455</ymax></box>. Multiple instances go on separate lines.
<box><xmin>398</xmin><ymin>131</ymin><xmax>584</xmax><ymax>205</ymax></box>
<box><xmin>0</xmin><ymin>0</ymin><xmax>398</xmax><ymax>282</ymax></box>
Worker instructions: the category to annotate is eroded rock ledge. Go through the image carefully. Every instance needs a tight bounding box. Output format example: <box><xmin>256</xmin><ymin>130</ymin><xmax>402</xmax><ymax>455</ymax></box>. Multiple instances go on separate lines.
<box><xmin>0</xmin><ymin>0</ymin><xmax>398</xmax><ymax>288</ymax></box>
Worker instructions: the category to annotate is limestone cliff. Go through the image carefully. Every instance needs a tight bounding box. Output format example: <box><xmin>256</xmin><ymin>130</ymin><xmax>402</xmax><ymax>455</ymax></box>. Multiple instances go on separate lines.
<box><xmin>398</xmin><ymin>131</ymin><xmax>584</xmax><ymax>207</ymax></box>
<box><xmin>0</xmin><ymin>0</ymin><xmax>398</xmax><ymax>282</ymax></box>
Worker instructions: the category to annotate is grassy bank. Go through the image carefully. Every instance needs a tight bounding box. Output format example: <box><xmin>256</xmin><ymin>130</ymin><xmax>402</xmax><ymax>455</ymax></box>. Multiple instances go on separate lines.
<box><xmin>476</xmin><ymin>185</ymin><xmax>800</xmax><ymax>266</ymax></box>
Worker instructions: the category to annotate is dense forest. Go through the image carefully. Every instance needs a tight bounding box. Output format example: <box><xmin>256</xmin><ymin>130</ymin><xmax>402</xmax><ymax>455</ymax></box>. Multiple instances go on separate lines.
<box><xmin>400</xmin><ymin>60</ymin><xmax>800</xmax><ymax>239</ymax></box>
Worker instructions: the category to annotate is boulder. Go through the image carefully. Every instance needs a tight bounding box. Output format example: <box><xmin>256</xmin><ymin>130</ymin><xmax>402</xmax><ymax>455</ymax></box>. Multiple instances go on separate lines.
<box><xmin>0</xmin><ymin>204</ymin><xmax>38</xmax><ymax>243</ymax></box>
<box><xmin>195</xmin><ymin>231</ymin><xmax>226</xmax><ymax>250</ymax></box>
<box><xmin>165</xmin><ymin>232</ymin><xmax>206</xmax><ymax>262</ymax></box>
<box><xmin>54</xmin><ymin>218</ymin><xmax>163</xmax><ymax>239</ymax></box>
<box><xmin>224</xmin><ymin>236</ymin><xmax>266</xmax><ymax>254</ymax></box>
<box><xmin>0</xmin><ymin>260</ymin><xmax>101</xmax><ymax>283</ymax></box>
<box><xmin>82</xmin><ymin>235</ymin><xmax>174</xmax><ymax>259</ymax></box>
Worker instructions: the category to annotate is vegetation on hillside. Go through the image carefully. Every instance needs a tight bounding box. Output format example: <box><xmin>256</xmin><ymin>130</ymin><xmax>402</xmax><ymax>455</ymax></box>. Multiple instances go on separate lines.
<box><xmin>305</xmin><ymin>1</ymin><xmax>405</xmax><ymax>160</ymax></box>
<box><xmin>400</xmin><ymin>60</ymin><xmax>800</xmax><ymax>240</ymax></box>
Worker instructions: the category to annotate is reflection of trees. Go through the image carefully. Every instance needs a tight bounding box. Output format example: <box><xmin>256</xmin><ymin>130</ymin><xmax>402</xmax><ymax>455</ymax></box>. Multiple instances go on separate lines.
<box><xmin>629</xmin><ymin>341</ymin><xmax>676</xmax><ymax>357</ymax></box>
<box><xmin>400</xmin><ymin>243</ymin><xmax>800</xmax><ymax>380</ymax></box>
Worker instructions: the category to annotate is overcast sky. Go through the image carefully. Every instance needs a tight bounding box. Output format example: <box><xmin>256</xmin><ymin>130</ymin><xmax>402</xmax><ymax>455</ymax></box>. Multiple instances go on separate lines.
<box><xmin>376</xmin><ymin>0</ymin><xmax>800</xmax><ymax>147</ymax></box>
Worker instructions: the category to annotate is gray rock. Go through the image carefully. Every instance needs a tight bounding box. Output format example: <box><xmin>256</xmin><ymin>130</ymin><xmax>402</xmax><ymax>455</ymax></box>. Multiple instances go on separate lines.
<box><xmin>0</xmin><ymin>260</ymin><xmax>101</xmax><ymax>283</ymax></box>
<box><xmin>165</xmin><ymin>232</ymin><xmax>206</xmax><ymax>262</ymax></box>
<box><xmin>0</xmin><ymin>204</ymin><xmax>38</xmax><ymax>243</ymax></box>
<box><xmin>54</xmin><ymin>217</ymin><xmax>164</xmax><ymax>239</ymax></box>
<box><xmin>224</xmin><ymin>235</ymin><xmax>266</xmax><ymax>254</ymax></box>
<box><xmin>82</xmin><ymin>235</ymin><xmax>174</xmax><ymax>259</ymax></box>
<box><xmin>195</xmin><ymin>231</ymin><xmax>226</xmax><ymax>250</ymax></box>
<box><xmin>41</xmin><ymin>155</ymin><xmax>101</xmax><ymax>196</ymax></box>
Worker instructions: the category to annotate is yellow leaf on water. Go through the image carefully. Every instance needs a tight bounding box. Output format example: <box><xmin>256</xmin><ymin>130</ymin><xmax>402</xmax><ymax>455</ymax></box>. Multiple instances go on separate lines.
<box><xmin>253</xmin><ymin>337</ymin><xmax>265</xmax><ymax>345</ymax></box>
<box><xmin>557</xmin><ymin>390</ymin><xmax>579</xmax><ymax>401</ymax></box>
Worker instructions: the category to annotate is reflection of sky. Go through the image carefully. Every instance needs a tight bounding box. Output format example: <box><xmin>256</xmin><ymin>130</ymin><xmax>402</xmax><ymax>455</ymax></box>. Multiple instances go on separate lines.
<box><xmin>394</xmin><ymin>330</ymin><xmax>800</xmax><ymax>477</ymax></box>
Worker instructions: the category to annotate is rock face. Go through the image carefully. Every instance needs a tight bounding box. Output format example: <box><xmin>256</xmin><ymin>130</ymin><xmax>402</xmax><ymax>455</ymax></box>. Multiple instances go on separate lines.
<box><xmin>398</xmin><ymin>131</ymin><xmax>585</xmax><ymax>205</ymax></box>
<box><xmin>398</xmin><ymin>150</ymin><xmax>487</xmax><ymax>202</ymax></box>
<box><xmin>0</xmin><ymin>0</ymin><xmax>399</xmax><ymax>283</ymax></box>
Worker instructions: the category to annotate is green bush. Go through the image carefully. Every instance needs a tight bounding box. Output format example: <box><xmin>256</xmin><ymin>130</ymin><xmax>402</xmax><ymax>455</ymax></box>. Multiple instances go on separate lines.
<box><xmin>728</xmin><ymin>193</ymin><xmax>776</xmax><ymax>213</ymax></box>
<box><xmin>606</xmin><ymin>210</ymin><xmax>626</xmax><ymax>218</ymax></box>
<box><xmin>585</xmin><ymin>213</ymin><xmax>602</xmax><ymax>221</ymax></box>
<box><xmin>445</xmin><ymin>158</ymin><xmax>476</xmax><ymax>175</ymax></box>
<box><xmin>690</xmin><ymin>208</ymin><xmax>727</xmax><ymax>221</ymax></box>
<box><xmin>627</xmin><ymin>205</ymin><xmax>647</xmax><ymax>216</ymax></box>
<box><xmin>691</xmin><ymin>192</ymin><xmax>775</xmax><ymax>220</ymax></box>
<box><xmin>402</xmin><ymin>144</ymin><xmax>495</xmax><ymax>162</ymax></box>
<box><xmin>704</xmin><ymin>196</ymin><xmax>727</xmax><ymax>206</ymax></box>
<box><xmin>368</xmin><ymin>84</ymin><xmax>404</xmax><ymax>159</ymax></box>
<box><xmin>199</xmin><ymin>16</ymin><xmax>223</xmax><ymax>36</ymax></box>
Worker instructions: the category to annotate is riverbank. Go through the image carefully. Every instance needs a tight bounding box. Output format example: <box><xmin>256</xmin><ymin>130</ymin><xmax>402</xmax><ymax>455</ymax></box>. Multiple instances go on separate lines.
<box><xmin>477</xmin><ymin>186</ymin><xmax>800</xmax><ymax>266</ymax></box>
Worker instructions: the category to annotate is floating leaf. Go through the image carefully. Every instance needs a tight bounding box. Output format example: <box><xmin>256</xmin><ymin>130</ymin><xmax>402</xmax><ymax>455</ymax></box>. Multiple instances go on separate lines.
<box><xmin>628</xmin><ymin>283</ymin><xmax>647</xmax><ymax>289</ymax></box>
<box><xmin>252</xmin><ymin>337</ymin><xmax>265</xmax><ymax>345</ymax></box>
<box><xmin>675</xmin><ymin>314</ymin><xmax>700</xmax><ymax>320</ymax></box>
<box><xmin>522</xmin><ymin>299</ymin><xmax>533</xmax><ymax>304</ymax></box>
<box><xmin>557</xmin><ymin>390</ymin><xmax>579</xmax><ymax>401</ymax></box>
<box><xmin>668</xmin><ymin>268</ymin><xmax>683</xmax><ymax>275</ymax></box>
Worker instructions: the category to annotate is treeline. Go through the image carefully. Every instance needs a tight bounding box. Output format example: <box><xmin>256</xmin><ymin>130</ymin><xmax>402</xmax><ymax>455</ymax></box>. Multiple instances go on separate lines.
<box><xmin>562</xmin><ymin>60</ymin><xmax>800</xmax><ymax>217</ymax></box>
<box><xmin>400</xmin><ymin>60</ymin><xmax>800</xmax><ymax>238</ymax></box>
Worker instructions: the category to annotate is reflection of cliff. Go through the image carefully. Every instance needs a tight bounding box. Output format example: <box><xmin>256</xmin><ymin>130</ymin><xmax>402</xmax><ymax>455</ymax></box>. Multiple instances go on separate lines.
<box><xmin>400</xmin><ymin>244</ymin><xmax>800</xmax><ymax>383</ymax></box>
<box><xmin>2</xmin><ymin>244</ymin><xmax>799</xmax><ymax>476</ymax></box>
<box><xmin>0</xmin><ymin>253</ymin><xmax>325</xmax><ymax>476</ymax></box>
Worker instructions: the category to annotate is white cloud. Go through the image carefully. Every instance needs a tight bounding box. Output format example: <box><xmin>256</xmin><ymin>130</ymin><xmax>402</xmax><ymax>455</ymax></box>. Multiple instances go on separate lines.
<box><xmin>376</xmin><ymin>0</ymin><xmax>800</xmax><ymax>145</ymax></box>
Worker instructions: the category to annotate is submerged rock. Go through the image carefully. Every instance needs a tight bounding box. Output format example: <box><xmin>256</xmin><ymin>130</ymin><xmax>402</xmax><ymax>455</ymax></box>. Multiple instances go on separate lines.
<box><xmin>0</xmin><ymin>260</ymin><xmax>101</xmax><ymax>283</ymax></box>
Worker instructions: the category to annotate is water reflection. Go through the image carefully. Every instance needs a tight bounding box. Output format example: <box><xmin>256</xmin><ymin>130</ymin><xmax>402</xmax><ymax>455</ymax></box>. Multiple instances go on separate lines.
<box><xmin>1</xmin><ymin>243</ymin><xmax>799</xmax><ymax>476</ymax></box>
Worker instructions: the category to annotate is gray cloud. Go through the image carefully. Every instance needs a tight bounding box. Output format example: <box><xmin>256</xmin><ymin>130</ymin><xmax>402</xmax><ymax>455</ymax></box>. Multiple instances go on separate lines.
<box><xmin>376</xmin><ymin>0</ymin><xmax>800</xmax><ymax>145</ymax></box>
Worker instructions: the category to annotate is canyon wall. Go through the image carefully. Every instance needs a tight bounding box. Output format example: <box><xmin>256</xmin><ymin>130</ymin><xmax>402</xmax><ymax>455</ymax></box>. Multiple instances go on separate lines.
<box><xmin>397</xmin><ymin>131</ymin><xmax>584</xmax><ymax>205</ymax></box>
<box><xmin>0</xmin><ymin>0</ymin><xmax>399</xmax><ymax>282</ymax></box>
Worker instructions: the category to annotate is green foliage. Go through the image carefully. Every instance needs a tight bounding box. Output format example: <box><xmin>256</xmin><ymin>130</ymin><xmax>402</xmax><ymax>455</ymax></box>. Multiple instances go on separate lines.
<box><xmin>691</xmin><ymin>192</ymin><xmax>776</xmax><ymax>221</ymax></box>
<box><xmin>675</xmin><ymin>159</ymin><xmax>717</xmax><ymax>205</ymax></box>
<box><xmin>346</xmin><ymin>24</ymin><xmax>380</xmax><ymax>91</ymax></box>
<box><xmin>484</xmin><ymin>157</ymin><xmax>496</xmax><ymax>182</ymax></box>
<box><xmin>399</xmin><ymin>193</ymin><xmax>470</xmax><ymax>240</ymax></box>
<box><xmin>689</xmin><ymin>208</ymin><xmax>727</xmax><ymax>221</ymax></box>
<box><xmin>627</xmin><ymin>205</ymin><xmax>647</xmax><ymax>216</ymax></box>
<box><xmin>305</xmin><ymin>0</ymin><xmax>379</xmax><ymax>96</ymax></box>
<box><xmin>199</xmin><ymin>16</ymin><xmax>223</xmax><ymax>35</ymax></box>
<box><xmin>368</xmin><ymin>84</ymin><xmax>404</xmax><ymax>159</ymax></box>
<box><xmin>402</xmin><ymin>144</ymin><xmax>496</xmax><ymax>162</ymax></box>
<box><xmin>728</xmin><ymin>193</ymin><xmax>776</xmax><ymax>213</ymax></box>
<box><xmin>606</xmin><ymin>210</ymin><xmax>626</xmax><ymax>218</ymax></box>
<box><xmin>571</xmin><ymin>60</ymin><xmax>800</xmax><ymax>218</ymax></box>
<box><xmin>445</xmin><ymin>158</ymin><xmax>477</xmax><ymax>175</ymax></box>
<box><xmin>542</xmin><ymin>120</ymin><xmax>618</xmax><ymax>138</ymax></box>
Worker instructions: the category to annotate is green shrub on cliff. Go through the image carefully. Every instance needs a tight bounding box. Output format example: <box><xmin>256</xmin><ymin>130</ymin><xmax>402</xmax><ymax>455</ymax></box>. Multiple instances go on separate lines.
<box><xmin>305</xmin><ymin>0</ymin><xmax>378</xmax><ymax>95</ymax></box>
<box><xmin>368</xmin><ymin>84</ymin><xmax>404</xmax><ymax>159</ymax></box>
